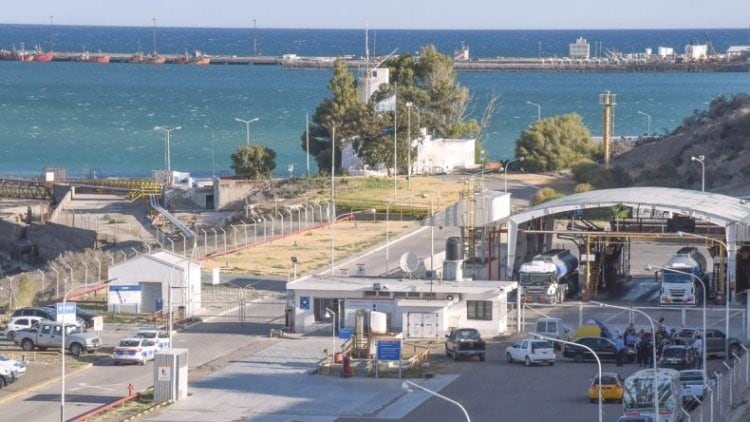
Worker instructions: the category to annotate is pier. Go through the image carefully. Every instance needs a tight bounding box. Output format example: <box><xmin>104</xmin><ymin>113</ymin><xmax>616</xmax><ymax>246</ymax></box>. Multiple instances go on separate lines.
<box><xmin>26</xmin><ymin>52</ymin><xmax>750</xmax><ymax>72</ymax></box>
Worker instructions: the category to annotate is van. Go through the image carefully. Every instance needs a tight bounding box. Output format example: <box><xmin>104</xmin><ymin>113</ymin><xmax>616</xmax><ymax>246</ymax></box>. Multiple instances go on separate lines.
<box><xmin>532</xmin><ymin>317</ymin><xmax>570</xmax><ymax>350</ymax></box>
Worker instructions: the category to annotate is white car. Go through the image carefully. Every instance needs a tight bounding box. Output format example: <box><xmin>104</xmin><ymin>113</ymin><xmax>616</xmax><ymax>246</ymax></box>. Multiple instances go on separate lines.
<box><xmin>135</xmin><ymin>329</ymin><xmax>170</xmax><ymax>350</ymax></box>
<box><xmin>505</xmin><ymin>338</ymin><xmax>556</xmax><ymax>366</ymax></box>
<box><xmin>680</xmin><ymin>369</ymin><xmax>706</xmax><ymax>402</ymax></box>
<box><xmin>112</xmin><ymin>337</ymin><xmax>157</xmax><ymax>365</ymax></box>
<box><xmin>3</xmin><ymin>316</ymin><xmax>43</xmax><ymax>340</ymax></box>
<box><xmin>0</xmin><ymin>353</ymin><xmax>26</xmax><ymax>378</ymax></box>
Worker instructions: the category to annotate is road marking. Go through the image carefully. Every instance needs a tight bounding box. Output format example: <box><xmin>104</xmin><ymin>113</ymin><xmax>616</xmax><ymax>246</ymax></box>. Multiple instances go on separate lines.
<box><xmin>69</xmin><ymin>382</ymin><xmax>124</xmax><ymax>392</ymax></box>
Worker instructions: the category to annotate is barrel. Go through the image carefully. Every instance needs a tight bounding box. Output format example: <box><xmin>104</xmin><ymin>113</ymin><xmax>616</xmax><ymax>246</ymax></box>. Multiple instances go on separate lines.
<box><xmin>446</xmin><ymin>237</ymin><xmax>462</xmax><ymax>261</ymax></box>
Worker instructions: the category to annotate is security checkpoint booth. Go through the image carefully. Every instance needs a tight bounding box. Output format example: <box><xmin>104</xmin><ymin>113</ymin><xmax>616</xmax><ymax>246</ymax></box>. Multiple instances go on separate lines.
<box><xmin>287</xmin><ymin>275</ymin><xmax>516</xmax><ymax>340</ymax></box>
<box><xmin>107</xmin><ymin>250</ymin><xmax>202</xmax><ymax>317</ymax></box>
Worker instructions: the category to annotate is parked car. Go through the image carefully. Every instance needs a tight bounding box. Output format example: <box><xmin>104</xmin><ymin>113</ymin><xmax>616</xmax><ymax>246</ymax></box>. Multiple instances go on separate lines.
<box><xmin>14</xmin><ymin>320</ymin><xmax>102</xmax><ymax>357</ymax></box>
<box><xmin>445</xmin><ymin>328</ymin><xmax>486</xmax><ymax>361</ymax></box>
<box><xmin>42</xmin><ymin>304</ymin><xmax>98</xmax><ymax>329</ymax></box>
<box><xmin>0</xmin><ymin>353</ymin><xmax>26</xmax><ymax>380</ymax></box>
<box><xmin>532</xmin><ymin>317</ymin><xmax>570</xmax><ymax>351</ymax></box>
<box><xmin>11</xmin><ymin>307</ymin><xmax>56</xmax><ymax>321</ymax></box>
<box><xmin>659</xmin><ymin>345</ymin><xmax>698</xmax><ymax>370</ymax></box>
<box><xmin>562</xmin><ymin>336</ymin><xmax>635</xmax><ymax>363</ymax></box>
<box><xmin>671</xmin><ymin>328</ymin><xmax>743</xmax><ymax>357</ymax></box>
<box><xmin>588</xmin><ymin>372</ymin><xmax>624</xmax><ymax>403</ymax></box>
<box><xmin>679</xmin><ymin>369</ymin><xmax>706</xmax><ymax>403</ymax></box>
<box><xmin>2</xmin><ymin>316</ymin><xmax>43</xmax><ymax>340</ymax></box>
<box><xmin>0</xmin><ymin>365</ymin><xmax>18</xmax><ymax>389</ymax></box>
<box><xmin>112</xmin><ymin>337</ymin><xmax>158</xmax><ymax>365</ymax></box>
<box><xmin>505</xmin><ymin>338</ymin><xmax>556</xmax><ymax>366</ymax></box>
<box><xmin>135</xmin><ymin>329</ymin><xmax>170</xmax><ymax>350</ymax></box>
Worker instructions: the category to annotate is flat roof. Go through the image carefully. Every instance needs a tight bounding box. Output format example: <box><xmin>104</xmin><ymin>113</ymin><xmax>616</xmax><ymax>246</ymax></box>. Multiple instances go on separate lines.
<box><xmin>288</xmin><ymin>276</ymin><xmax>516</xmax><ymax>294</ymax></box>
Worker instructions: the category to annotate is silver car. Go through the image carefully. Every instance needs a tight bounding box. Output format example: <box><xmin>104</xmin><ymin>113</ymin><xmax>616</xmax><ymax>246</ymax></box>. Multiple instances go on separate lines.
<box><xmin>505</xmin><ymin>338</ymin><xmax>556</xmax><ymax>366</ymax></box>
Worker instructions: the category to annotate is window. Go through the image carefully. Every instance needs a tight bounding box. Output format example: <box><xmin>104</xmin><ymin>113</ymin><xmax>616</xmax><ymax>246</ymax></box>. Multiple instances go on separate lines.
<box><xmin>466</xmin><ymin>300</ymin><xmax>492</xmax><ymax>320</ymax></box>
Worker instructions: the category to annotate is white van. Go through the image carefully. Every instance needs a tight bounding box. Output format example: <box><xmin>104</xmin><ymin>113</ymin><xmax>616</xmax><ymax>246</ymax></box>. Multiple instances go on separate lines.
<box><xmin>532</xmin><ymin>317</ymin><xmax>570</xmax><ymax>350</ymax></box>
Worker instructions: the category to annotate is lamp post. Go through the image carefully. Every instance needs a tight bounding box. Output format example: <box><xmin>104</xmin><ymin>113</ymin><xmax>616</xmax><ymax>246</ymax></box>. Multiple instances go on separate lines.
<box><xmin>324</xmin><ymin>306</ymin><xmax>337</xmax><ymax>363</ymax></box>
<box><xmin>402</xmin><ymin>380</ymin><xmax>471</xmax><ymax>422</ymax></box>
<box><xmin>691</xmin><ymin>155</ymin><xmax>705</xmax><ymax>192</ymax></box>
<box><xmin>51</xmin><ymin>266</ymin><xmax>59</xmax><ymax>298</ymax></box>
<box><xmin>592</xmin><ymin>301</ymin><xmax>658</xmax><ymax>418</ymax></box>
<box><xmin>526</xmin><ymin>101</ymin><xmax>541</xmax><ymax>122</ymax></box>
<box><xmin>677</xmin><ymin>231</ymin><xmax>731</xmax><ymax>359</ymax></box>
<box><xmin>637</xmin><ymin>111</ymin><xmax>652</xmax><ymax>135</ymax></box>
<box><xmin>291</xmin><ymin>256</ymin><xmax>298</xmax><ymax>279</ymax></box>
<box><xmin>533</xmin><ymin>334</ymin><xmax>602</xmax><ymax>422</ymax></box>
<box><xmin>36</xmin><ymin>269</ymin><xmax>45</xmax><ymax>292</ymax></box>
<box><xmin>503</xmin><ymin>157</ymin><xmax>525</xmax><ymax>193</ymax></box>
<box><xmin>234</xmin><ymin>117</ymin><xmax>259</xmax><ymax>146</ymax></box>
<box><xmin>154</xmin><ymin>125</ymin><xmax>181</xmax><ymax>185</ymax></box>
<box><xmin>385</xmin><ymin>200</ymin><xmax>397</xmax><ymax>274</ymax></box>
<box><xmin>646</xmin><ymin>264</ymin><xmax>707</xmax><ymax>377</ymax></box>
<box><xmin>60</xmin><ymin>284</ymin><xmax>94</xmax><ymax>422</ymax></box>
<box><xmin>406</xmin><ymin>101</ymin><xmax>413</xmax><ymax>190</ymax></box>
<box><xmin>64</xmin><ymin>263</ymin><xmax>74</xmax><ymax>288</ymax></box>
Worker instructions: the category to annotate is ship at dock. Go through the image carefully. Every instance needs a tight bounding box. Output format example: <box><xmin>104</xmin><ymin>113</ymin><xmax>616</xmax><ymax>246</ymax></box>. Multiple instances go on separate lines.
<box><xmin>129</xmin><ymin>51</ymin><xmax>166</xmax><ymax>64</ymax></box>
<box><xmin>32</xmin><ymin>44</ymin><xmax>54</xmax><ymax>62</ymax></box>
<box><xmin>78</xmin><ymin>51</ymin><xmax>110</xmax><ymax>64</ymax></box>
<box><xmin>170</xmin><ymin>50</ymin><xmax>210</xmax><ymax>65</ymax></box>
<box><xmin>0</xmin><ymin>44</ymin><xmax>34</xmax><ymax>61</ymax></box>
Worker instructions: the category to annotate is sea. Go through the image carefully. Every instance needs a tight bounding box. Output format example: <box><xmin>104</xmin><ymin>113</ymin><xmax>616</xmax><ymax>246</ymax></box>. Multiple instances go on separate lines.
<box><xmin>1</xmin><ymin>24</ymin><xmax>748</xmax><ymax>178</ymax></box>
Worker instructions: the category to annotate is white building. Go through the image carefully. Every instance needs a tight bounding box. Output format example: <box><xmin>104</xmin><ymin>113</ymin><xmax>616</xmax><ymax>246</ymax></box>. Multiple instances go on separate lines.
<box><xmin>415</xmin><ymin>131</ymin><xmax>477</xmax><ymax>175</ymax></box>
<box><xmin>287</xmin><ymin>276</ymin><xmax>515</xmax><ymax>339</ymax></box>
<box><xmin>684</xmin><ymin>43</ymin><xmax>708</xmax><ymax>60</ymax></box>
<box><xmin>657</xmin><ymin>46</ymin><xmax>675</xmax><ymax>58</ymax></box>
<box><xmin>107</xmin><ymin>250</ymin><xmax>202</xmax><ymax>316</ymax></box>
<box><xmin>358</xmin><ymin>67</ymin><xmax>390</xmax><ymax>104</ymax></box>
<box><xmin>727</xmin><ymin>46</ymin><xmax>750</xmax><ymax>59</ymax></box>
<box><xmin>569</xmin><ymin>37</ymin><xmax>590</xmax><ymax>59</ymax></box>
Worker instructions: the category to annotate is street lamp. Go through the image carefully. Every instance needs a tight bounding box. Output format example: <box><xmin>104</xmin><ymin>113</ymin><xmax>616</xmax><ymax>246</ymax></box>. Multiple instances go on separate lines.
<box><xmin>402</xmin><ymin>380</ymin><xmax>471</xmax><ymax>422</ymax></box>
<box><xmin>677</xmin><ymin>231</ymin><xmax>732</xmax><ymax>359</ymax></box>
<box><xmin>235</xmin><ymin>117</ymin><xmax>259</xmax><ymax>146</ymax></box>
<box><xmin>646</xmin><ymin>264</ymin><xmax>707</xmax><ymax>377</ymax></box>
<box><xmin>503</xmin><ymin>157</ymin><xmax>525</xmax><ymax>193</ymax></box>
<box><xmin>690</xmin><ymin>155</ymin><xmax>705</xmax><ymax>192</ymax></box>
<box><xmin>526</xmin><ymin>101</ymin><xmax>541</xmax><ymax>122</ymax></box>
<box><xmin>592</xmin><ymin>301</ymin><xmax>658</xmax><ymax>418</ymax></box>
<box><xmin>60</xmin><ymin>284</ymin><xmax>95</xmax><ymax>422</ymax></box>
<box><xmin>154</xmin><ymin>125</ymin><xmax>181</xmax><ymax>185</ymax></box>
<box><xmin>406</xmin><ymin>102</ymin><xmax>413</xmax><ymax>190</ymax></box>
<box><xmin>637</xmin><ymin>111</ymin><xmax>652</xmax><ymax>135</ymax></box>
<box><xmin>324</xmin><ymin>306</ymin><xmax>337</xmax><ymax>363</ymax></box>
<box><xmin>533</xmin><ymin>334</ymin><xmax>602</xmax><ymax>422</ymax></box>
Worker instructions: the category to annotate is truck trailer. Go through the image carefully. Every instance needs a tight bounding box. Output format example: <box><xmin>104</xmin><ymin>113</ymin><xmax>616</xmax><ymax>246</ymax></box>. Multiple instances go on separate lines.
<box><xmin>518</xmin><ymin>249</ymin><xmax>579</xmax><ymax>304</ymax></box>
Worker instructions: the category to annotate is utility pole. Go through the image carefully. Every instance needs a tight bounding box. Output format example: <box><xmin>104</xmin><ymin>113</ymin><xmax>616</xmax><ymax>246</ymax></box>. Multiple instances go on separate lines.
<box><xmin>253</xmin><ymin>19</ymin><xmax>257</xmax><ymax>55</ymax></box>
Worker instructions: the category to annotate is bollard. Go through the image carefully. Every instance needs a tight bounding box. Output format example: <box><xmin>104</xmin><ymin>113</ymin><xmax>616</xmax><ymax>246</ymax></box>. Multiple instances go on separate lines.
<box><xmin>127</xmin><ymin>383</ymin><xmax>135</xmax><ymax>396</ymax></box>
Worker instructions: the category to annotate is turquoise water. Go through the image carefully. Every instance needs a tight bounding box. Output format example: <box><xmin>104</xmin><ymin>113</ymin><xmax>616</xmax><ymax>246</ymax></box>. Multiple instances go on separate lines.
<box><xmin>1</xmin><ymin>60</ymin><xmax>746</xmax><ymax>178</ymax></box>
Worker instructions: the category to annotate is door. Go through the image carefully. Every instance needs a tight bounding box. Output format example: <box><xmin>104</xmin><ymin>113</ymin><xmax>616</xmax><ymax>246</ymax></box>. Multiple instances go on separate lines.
<box><xmin>407</xmin><ymin>312</ymin><xmax>439</xmax><ymax>338</ymax></box>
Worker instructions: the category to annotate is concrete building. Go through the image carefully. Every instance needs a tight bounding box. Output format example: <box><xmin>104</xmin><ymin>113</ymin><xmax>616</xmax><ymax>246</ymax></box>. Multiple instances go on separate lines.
<box><xmin>658</xmin><ymin>46</ymin><xmax>675</xmax><ymax>58</ymax></box>
<box><xmin>685</xmin><ymin>43</ymin><xmax>708</xmax><ymax>60</ymax></box>
<box><xmin>107</xmin><ymin>250</ymin><xmax>202</xmax><ymax>316</ymax></box>
<box><xmin>569</xmin><ymin>37</ymin><xmax>591</xmax><ymax>59</ymax></box>
<box><xmin>358</xmin><ymin>67</ymin><xmax>390</xmax><ymax>104</ymax></box>
<box><xmin>414</xmin><ymin>131</ymin><xmax>477</xmax><ymax>175</ymax></box>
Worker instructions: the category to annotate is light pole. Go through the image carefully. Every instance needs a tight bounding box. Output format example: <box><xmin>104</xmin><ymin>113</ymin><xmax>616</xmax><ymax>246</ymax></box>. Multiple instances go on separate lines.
<box><xmin>503</xmin><ymin>157</ymin><xmax>525</xmax><ymax>193</ymax></box>
<box><xmin>60</xmin><ymin>284</ymin><xmax>94</xmax><ymax>422</ymax></box>
<box><xmin>36</xmin><ymin>269</ymin><xmax>45</xmax><ymax>292</ymax></box>
<box><xmin>154</xmin><ymin>125</ymin><xmax>181</xmax><ymax>185</ymax></box>
<box><xmin>691</xmin><ymin>155</ymin><xmax>705</xmax><ymax>192</ymax></box>
<box><xmin>592</xmin><ymin>301</ymin><xmax>658</xmax><ymax>418</ymax></box>
<box><xmin>646</xmin><ymin>264</ymin><xmax>707</xmax><ymax>377</ymax></box>
<box><xmin>324</xmin><ymin>306</ymin><xmax>337</xmax><ymax>363</ymax></box>
<box><xmin>235</xmin><ymin>117</ymin><xmax>259</xmax><ymax>146</ymax></box>
<box><xmin>637</xmin><ymin>111</ymin><xmax>652</xmax><ymax>135</ymax></box>
<box><xmin>406</xmin><ymin>101</ymin><xmax>413</xmax><ymax>190</ymax></box>
<box><xmin>480</xmin><ymin>150</ymin><xmax>486</xmax><ymax>181</ymax></box>
<box><xmin>402</xmin><ymin>380</ymin><xmax>471</xmax><ymax>422</ymax></box>
<box><xmin>533</xmin><ymin>334</ymin><xmax>602</xmax><ymax>422</ymax></box>
<box><xmin>526</xmin><ymin>101</ymin><xmax>541</xmax><ymax>122</ymax></box>
<box><xmin>677</xmin><ymin>231</ymin><xmax>732</xmax><ymax>359</ymax></box>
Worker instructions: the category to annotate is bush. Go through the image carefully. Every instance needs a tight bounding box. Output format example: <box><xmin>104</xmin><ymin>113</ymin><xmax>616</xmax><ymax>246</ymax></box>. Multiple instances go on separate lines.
<box><xmin>531</xmin><ymin>187</ymin><xmax>563</xmax><ymax>205</ymax></box>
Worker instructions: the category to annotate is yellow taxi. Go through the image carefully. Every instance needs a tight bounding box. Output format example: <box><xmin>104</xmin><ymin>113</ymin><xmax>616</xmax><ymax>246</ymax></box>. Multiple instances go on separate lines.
<box><xmin>588</xmin><ymin>372</ymin><xmax>625</xmax><ymax>403</ymax></box>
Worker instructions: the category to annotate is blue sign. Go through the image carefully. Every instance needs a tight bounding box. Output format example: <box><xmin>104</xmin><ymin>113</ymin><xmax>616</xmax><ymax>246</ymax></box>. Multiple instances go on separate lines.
<box><xmin>56</xmin><ymin>302</ymin><xmax>76</xmax><ymax>315</ymax></box>
<box><xmin>299</xmin><ymin>296</ymin><xmax>310</xmax><ymax>310</ymax></box>
<box><xmin>339</xmin><ymin>328</ymin><xmax>352</xmax><ymax>340</ymax></box>
<box><xmin>109</xmin><ymin>285</ymin><xmax>142</xmax><ymax>291</ymax></box>
<box><xmin>377</xmin><ymin>339</ymin><xmax>401</xmax><ymax>361</ymax></box>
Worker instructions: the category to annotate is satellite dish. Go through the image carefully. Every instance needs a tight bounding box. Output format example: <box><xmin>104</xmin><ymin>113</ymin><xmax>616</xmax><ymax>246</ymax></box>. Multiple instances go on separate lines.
<box><xmin>400</xmin><ymin>251</ymin><xmax>420</xmax><ymax>276</ymax></box>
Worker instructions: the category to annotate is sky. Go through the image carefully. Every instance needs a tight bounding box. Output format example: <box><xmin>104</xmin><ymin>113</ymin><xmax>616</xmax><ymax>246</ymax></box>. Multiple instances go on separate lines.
<box><xmin>5</xmin><ymin>0</ymin><xmax>750</xmax><ymax>30</ymax></box>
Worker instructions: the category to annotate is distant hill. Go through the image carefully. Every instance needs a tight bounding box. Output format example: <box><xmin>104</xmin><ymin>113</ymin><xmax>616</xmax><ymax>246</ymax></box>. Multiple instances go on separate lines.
<box><xmin>611</xmin><ymin>94</ymin><xmax>750</xmax><ymax>197</ymax></box>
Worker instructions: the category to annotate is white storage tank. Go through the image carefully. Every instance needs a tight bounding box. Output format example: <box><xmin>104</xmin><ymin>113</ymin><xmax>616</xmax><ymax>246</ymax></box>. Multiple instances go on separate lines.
<box><xmin>370</xmin><ymin>311</ymin><xmax>387</xmax><ymax>334</ymax></box>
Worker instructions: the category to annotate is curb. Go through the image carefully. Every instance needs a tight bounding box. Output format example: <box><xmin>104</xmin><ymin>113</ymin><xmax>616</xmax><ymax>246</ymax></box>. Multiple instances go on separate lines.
<box><xmin>0</xmin><ymin>362</ymin><xmax>93</xmax><ymax>405</ymax></box>
<box><xmin>122</xmin><ymin>399</ymin><xmax>174</xmax><ymax>421</ymax></box>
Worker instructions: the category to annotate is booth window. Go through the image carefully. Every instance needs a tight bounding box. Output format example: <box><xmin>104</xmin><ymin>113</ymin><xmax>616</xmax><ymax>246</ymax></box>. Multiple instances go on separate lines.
<box><xmin>467</xmin><ymin>300</ymin><xmax>492</xmax><ymax>320</ymax></box>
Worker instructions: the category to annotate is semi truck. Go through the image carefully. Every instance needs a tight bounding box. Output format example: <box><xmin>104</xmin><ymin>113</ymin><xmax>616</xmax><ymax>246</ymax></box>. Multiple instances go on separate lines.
<box><xmin>658</xmin><ymin>246</ymin><xmax>707</xmax><ymax>306</ymax></box>
<box><xmin>518</xmin><ymin>249</ymin><xmax>579</xmax><ymax>304</ymax></box>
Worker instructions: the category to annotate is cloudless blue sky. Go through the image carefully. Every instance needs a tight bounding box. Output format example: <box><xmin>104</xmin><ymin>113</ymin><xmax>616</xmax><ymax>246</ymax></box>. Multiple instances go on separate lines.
<box><xmin>5</xmin><ymin>0</ymin><xmax>750</xmax><ymax>29</ymax></box>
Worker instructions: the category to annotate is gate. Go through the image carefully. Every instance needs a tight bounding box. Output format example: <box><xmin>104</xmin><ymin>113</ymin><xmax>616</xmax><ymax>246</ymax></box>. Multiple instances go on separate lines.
<box><xmin>407</xmin><ymin>312</ymin><xmax>438</xmax><ymax>338</ymax></box>
<box><xmin>197</xmin><ymin>285</ymin><xmax>288</xmax><ymax>323</ymax></box>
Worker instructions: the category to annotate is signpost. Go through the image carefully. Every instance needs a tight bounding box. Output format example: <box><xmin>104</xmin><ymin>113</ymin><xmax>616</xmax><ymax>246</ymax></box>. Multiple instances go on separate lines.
<box><xmin>376</xmin><ymin>338</ymin><xmax>402</xmax><ymax>378</ymax></box>
<box><xmin>56</xmin><ymin>302</ymin><xmax>76</xmax><ymax>324</ymax></box>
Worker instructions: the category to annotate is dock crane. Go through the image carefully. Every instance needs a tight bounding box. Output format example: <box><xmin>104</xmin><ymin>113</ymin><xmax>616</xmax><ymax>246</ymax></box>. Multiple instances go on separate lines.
<box><xmin>704</xmin><ymin>32</ymin><xmax>719</xmax><ymax>61</ymax></box>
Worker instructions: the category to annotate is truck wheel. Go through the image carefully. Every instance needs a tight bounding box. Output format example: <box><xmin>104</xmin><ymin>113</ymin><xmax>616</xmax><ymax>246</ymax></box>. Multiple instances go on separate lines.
<box><xmin>70</xmin><ymin>343</ymin><xmax>83</xmax><ymax>357</ymax></box>
<box><xmin>21</xmin><ymin>339</ymin><xmax>35</xmax><ymax>351</ymax></box>
<box><xmin>574</xmin><ymin>353</ymin><xmax>584</xmax><ymax>363</ymax></box>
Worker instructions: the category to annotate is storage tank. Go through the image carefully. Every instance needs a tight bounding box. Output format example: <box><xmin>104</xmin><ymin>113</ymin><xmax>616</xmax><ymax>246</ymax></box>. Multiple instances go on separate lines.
<box><xmin>370</xmin><ymin>311</ymin><xmax>387</xmax><ymax>335</ymax></box>
<box><xmin>446</xmin><ymin>237</ymin><xmax>462</xmax><ymax>261</ymax></box>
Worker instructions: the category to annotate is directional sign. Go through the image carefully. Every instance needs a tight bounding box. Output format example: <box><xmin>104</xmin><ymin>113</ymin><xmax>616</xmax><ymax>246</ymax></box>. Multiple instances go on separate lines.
<box><xmin>377</xmin><ymin>339</ymin><xmax>401</xmax><ymax>361</ymax></box>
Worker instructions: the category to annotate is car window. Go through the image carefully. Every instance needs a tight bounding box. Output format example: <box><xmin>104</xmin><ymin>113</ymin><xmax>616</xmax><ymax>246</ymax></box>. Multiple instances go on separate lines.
<box><xmin>663</xmin><ymin>348</ymin><xmax>683</xmax><ymax>358</ymax></box>
<box><xmin>548</xmin><ymin>321</ymin><xmax>557</xmax><ymax>331</ymax></box>
<box><xmin>535</xmin><ymin>321</ymin><xmax>546</xmax><ymax>332</ymax></box>
<box><xmin>137</xmin><ymin>331</ymin><xmax>157</xmax><ymax>339</ymax></box>
<box><xmin>41</xmin><ymin>324</ymin><xmax>52</xmax><ymax>334</ymax></box>
<box><xmin>159</xmin><ymin>332</ymin><xmax>168</xmax><ymax>339</ymax></box>
<box><xmin>119</xmin><ymin>340</ymin><xmax>142</xmax><ymax>347</ymax></box>
<box><xmin>17</xmin><ymin>318</ymin><xmax>28</xmax><ymax>326</ymax></box>
<box><xmin>532</xmin><ymin>340</ymin><xmax>553</xmax><ymax>349</ymax></box>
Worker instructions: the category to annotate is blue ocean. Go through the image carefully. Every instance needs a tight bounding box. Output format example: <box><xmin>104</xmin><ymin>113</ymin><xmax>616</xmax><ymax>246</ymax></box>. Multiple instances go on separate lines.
<box><xmin>0</xmin><ymin>25</ymin><xmax>748</xmax><ymax>178</ymax></box>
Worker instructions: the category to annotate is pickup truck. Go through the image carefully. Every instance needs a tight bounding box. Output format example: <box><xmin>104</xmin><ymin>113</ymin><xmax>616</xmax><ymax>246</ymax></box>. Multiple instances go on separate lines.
<box><xmin>445</xmin><ymin>328</ymin><xmax>486</xmax><ymax>361</ymax></box>
<box><xmin>14</xmin><ymin>320</ymin><xmax>102</xmax><ymax>357</ymax></box>
<box><xmin>672</xmin><ymin>328</ymin><xmax>743</xmax><ymax>357</ymax></box>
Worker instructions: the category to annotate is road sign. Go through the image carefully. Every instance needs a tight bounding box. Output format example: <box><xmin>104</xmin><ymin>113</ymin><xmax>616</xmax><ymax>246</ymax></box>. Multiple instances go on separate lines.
<box><xmin>377</xmin><ymin>339</ymin><xmax>401</xmax><ymax>361</ymax></box>
<box><xmin>56</xmin><ymin>302</ymin><xmax>77</xmax><ymax>324</ymax></box>
<box><xmin>339</xmin><ymin>328</ymin><xmax>352</xmax><ymax>340</ymax></box>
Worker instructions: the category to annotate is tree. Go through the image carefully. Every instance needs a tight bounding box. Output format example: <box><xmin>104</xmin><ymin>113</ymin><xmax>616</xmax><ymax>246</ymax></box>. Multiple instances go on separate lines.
<box><xmin>231</xmin><ymin>145</ymin><xmax>277</xmax><ymax>179</ymax></box>
<box><xmin>515</xmin><ymin>113</ymin><xmax>600</xmax><ymax>172</ymax></box>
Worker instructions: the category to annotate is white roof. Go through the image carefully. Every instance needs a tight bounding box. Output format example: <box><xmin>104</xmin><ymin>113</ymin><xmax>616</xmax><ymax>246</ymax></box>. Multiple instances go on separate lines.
<box><xmin>288</xmin><ymin>275</ymin><xmax>515</xmax><ymax>294</ymax></box>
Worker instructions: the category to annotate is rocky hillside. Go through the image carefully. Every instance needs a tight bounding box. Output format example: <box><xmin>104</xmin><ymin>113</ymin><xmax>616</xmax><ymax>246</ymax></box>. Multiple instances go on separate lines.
<box><xmin>611</xmin><ymin>93</ymin><xmax>750</xmax><ymax>197</ymax></box>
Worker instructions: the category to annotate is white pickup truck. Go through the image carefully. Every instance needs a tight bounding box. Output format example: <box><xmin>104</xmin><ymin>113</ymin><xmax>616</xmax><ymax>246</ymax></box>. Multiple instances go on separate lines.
<box><xmin>13</xmin><ymin>320</ymin><xmax>102</xmax><ymax>357</ymax></box>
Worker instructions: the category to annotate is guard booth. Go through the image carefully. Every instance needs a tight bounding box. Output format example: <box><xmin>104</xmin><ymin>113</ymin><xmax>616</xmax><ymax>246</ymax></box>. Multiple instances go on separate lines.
<box><xmin>154</xmin><ymin>349</ymin><xmax>189</xmax><ymax>402</ymax></box>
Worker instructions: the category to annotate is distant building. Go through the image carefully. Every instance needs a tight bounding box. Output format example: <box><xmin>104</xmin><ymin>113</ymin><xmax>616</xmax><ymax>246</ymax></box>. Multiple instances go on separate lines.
<box><xmin>657</xmin><ymin>46</ymin><xmax>675</xmax><ymax>58</ymax></box>
<box><xmin>727</xmin><ymin>46</ymin><xmax>750</xmax><ymax>60</ymax></box>
<box><xmin>357</xmin><ymin>67</ymin><xmax>390</xmax><ymax>103</ymax></box>
<box><xmin>569</xmin><ymin>37</ymin><xmax>590</xmax><ymax>59</ymax></box>
<box><xmin>684</xmin><ymin>43</ymin><xmax>708</xmax><ymax>60</ymax></box>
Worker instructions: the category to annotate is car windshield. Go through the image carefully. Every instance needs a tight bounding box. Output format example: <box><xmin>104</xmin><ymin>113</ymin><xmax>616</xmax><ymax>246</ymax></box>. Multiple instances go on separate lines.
<box><xmin>137</xmin><ymin>332</ymin><xmax>157</xmax><ymax>339</ymax></box>
<box><xmin>594</xmin><ymin>375</ymin><xmax>619</xmax><ymax>385</ymax></box>
<box><xmin>65</xmin><ymin>325</ymin><xmax>81</xmax><ymax>335</ymax></box>
<box><xmin>119</xmin><ymin>340</ymin><xmax>142</xmax><ymax>347</ymax></box>
<box><xmin>677</xmin><ymin>329</ymin><xmax>696</xmax><ymax>338</ymax></box>
<box><xmin>662</xmin><ymin>348</ymin><xmax>684</xmax><ymax>358</ymax></box>
<box><xmin>680</xmin><ymin>372</ymin><xmax>704</xmax><ymax>384</ymax></box>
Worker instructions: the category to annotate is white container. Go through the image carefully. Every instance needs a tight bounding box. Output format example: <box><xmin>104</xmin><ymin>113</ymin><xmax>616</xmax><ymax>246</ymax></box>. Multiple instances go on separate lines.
<box><xmin>370</xmin><ymin>311</ymin><xmax>387</xmax><ymax>335</ymax></box>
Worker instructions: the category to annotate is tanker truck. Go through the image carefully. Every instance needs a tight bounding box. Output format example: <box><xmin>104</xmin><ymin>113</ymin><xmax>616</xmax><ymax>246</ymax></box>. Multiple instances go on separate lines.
<box><xmin>658</xmin><ymin>246</ymin><xmax>707</xmax><ymax>306</ymax></box>
<box><xmin>517</xmin><ymin>249</ymin><xmax>579</xmax><ymax>304</ymax></box>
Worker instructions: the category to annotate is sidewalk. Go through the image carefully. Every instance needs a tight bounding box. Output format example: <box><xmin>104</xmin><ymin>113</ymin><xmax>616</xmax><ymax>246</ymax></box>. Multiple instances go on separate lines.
<box><xmin>146</xmin><ymin>334</ymin><xmax>453</xmax><ymax>421</ymax></box>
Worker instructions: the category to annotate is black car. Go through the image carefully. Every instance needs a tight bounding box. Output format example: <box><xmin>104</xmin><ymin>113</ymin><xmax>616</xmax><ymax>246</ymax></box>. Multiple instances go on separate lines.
<box><xmin>42</xmin><ymin>305</ymin><xmax>97</xmax><ymax>328</ymax></box>
<box><xmin>11</xmin><ymin>307</ymin><xmax>56</xmax><ymax>321</ymax></box>
<box><xmin>445</xmin><ymin>328</ymin><xmax>486</xmax><ymax>361</ymax></box>
<box><xmin>659</xmin><ymin>345</ymin><xmax>698</xmax><ymax>370</ymax></box>
<box><xmin>563</xmin><ymin>336</ymin><xmax>635</xmax><ymax>363</ymax></box>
